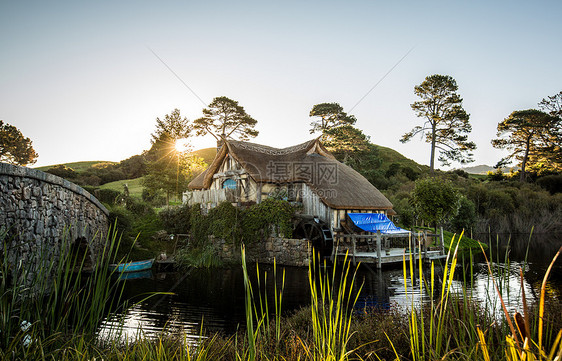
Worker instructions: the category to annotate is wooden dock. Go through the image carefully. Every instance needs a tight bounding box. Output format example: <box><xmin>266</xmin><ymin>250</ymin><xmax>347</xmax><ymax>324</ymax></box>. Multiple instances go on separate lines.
<box><xmin>334</xmin><ymin>248</ymin><xmax>447</xmax><ymax>266</ymax></box>
<box><xmin>332</xmin><ymin>228</ymin><xmax>448</xmax><ymax>268</ymax></box>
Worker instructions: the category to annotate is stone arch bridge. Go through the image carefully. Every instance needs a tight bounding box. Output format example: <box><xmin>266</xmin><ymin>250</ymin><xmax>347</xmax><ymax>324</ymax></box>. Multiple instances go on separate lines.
<box><xmin>0</xmin><ymin>162</ymin><xmax>109</xmax><ymax>271</ymax></box>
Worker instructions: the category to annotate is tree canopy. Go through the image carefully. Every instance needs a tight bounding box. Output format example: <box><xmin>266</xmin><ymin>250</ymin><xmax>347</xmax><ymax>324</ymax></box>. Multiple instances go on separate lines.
<box><xmin>491</xmin><ymin>109</ymin><xmax>561</xmax><ymax>181</ymax></box>
<box><xmin>411</xmin><ymin>177</ymin><xmax>460</xmax><ymax>231</ymax></box>
<box><xmin>309</xmin><ymin>103</ymin><xmax>356</xmax><ymax>138</ymax></box>
<box><xmin>401</xmin><ymin>74</ymin><xmax>476</xmax><ymax>175</ymax></box>
<box><xmin>539</xmin><ymin>91</ymin><xmax>562</xmax><ymax>118</ymax></box>
<box><xmin>193</xmin><ymin>96</ymin><xmax>258</xmax><ymax>146</ymax></box>
<box><xmin>147</xmin><ymin>108</ymin><xmax>191</xmax><ymax>158</ymax></box>
<box><xmin>143</xmin><ymin>109</ymin><xmax>204</xmax><ymax>204</ymax></box>
<box><xmin>322</xmin><ymin>125</ymin><xmax>382</xmax><ymax>182</ymax></box>
<box><xmin>0</xmin><ymin>120</ymin><xmax>38</xmax><ymax>166</ymax></box>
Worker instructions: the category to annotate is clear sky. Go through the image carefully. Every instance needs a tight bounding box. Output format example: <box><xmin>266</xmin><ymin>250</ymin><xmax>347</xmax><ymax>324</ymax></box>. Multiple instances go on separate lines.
<box><xmin>1</xmin><ymin>0</ymin><xmax>561</xmax><ymax>168</ymax></box>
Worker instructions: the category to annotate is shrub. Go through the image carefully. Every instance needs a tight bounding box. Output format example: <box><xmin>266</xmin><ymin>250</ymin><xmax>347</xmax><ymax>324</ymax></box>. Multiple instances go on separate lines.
<box><xmin>142</xmin><ymin>188</ymin><xmax>166</xmax><ymax>206</ymax></box>
<box><xmin>536</xmin><ymin>174</ymin><xmax>562</xmax><ymax>194</ymax></box>
<box><xmin>241</xmin><ymin>198</ymin><xmax>294</xmax><ymax>241</ymax></box>
<box><xmin>385</xmin><ymin>162</ymin><xmax>401</xmax><ymax>178</ymax></box>
<box><xmin>45</xmin><ymin>164</ymin><xmax>76</xmax><ymax>179</ymax></box>
<box><xmin>208</xmin><ymin>201</ymin><xmax>242</xmax><ymax>243</ymax></box>
<box><xmin>107</xmin><ymin>205</ymin><xmax>133</xmax><ymax>235</ymax></box>
<box><xmin>449</xmin><ymin>196</ymin><xmax>476</xmax><ymax>233</ymax></box>
<box><xmin>189</xmin><ymin>204</ymin><xmax>211</xmax><ymax>247</ymax></box>
<box><xmin>450</xmin><ymin>169</ymin><xmax>469</xmax><ymax>178</ymax></box>
<box><xmin>124</xmin><ymin>197</ymin><xmax>154</xmax><ymax>217</ymax></box>
<box><xmin>402</xmin><ymin>165</ymin><xmax>420</xmax><ymax>181</ymax></box>
<box><xmin>96</xmin><ymin>188</ymin><xmax>121</xmax><ymax>205</ymax></box>
<box><xmin>487</xmin><ymin>168</ymin><xmax>505</xmax><ymax>181</ymax></box>
<box><xmin>159</xmin><ymin>204</ymin><xmax>191</xmax><ymax>234</ymax></box>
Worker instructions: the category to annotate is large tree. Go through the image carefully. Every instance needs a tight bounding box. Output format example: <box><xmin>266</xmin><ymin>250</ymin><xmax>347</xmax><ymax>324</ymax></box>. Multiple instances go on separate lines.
<box><xmin>401</xmin><ymin>74</ymin><xmax>476</xmax><ymax>175</ymax></box>
<box><xmin>309</xmin><ymin>102</ymin><xmax>356</xmax><ymax>138</ymax></box>
<box><xmin>193</xmin><ymin>96</ymin><xmax>258</xmax><ymax>146</ymax></box>
<box><xmin>143</xmin><ymin>109</ymin><xmax>203</xmax><ymax>204</ymax></box>
<box><xmin>491</xmin><ymin>109</ymin><xmax>560</xmax><ymax>182</ymax></box>
<box><xmin>0</xmin><ymin>120</ymin><xmax>38</xmax><ymax>166</ymax></box>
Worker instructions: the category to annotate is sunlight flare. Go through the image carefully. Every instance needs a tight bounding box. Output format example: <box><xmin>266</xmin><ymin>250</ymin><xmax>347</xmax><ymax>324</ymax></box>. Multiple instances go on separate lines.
<box><xmin>175</xmin><ymin>138</ymin><xmax>191</xmax><ymax>153</ymax></box>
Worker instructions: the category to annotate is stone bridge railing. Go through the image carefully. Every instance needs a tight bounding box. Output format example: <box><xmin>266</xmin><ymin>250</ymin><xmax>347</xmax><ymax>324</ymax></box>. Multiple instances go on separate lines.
<box><xmin>0</xmin><ymin>162</ymin><xmax>110</xmax><ymax>273</ymax></box>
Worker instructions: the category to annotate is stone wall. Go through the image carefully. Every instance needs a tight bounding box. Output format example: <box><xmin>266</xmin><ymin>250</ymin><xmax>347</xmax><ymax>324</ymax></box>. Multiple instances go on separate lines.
<box><xmin>0</xmin><ymin>162</ymin><xmax>109</xmax><ymax>276</ymax></box>
<box><xmin>215</xmin><ymin>237</ymin><xmax>311</xmax><ymax>267</ymax></box>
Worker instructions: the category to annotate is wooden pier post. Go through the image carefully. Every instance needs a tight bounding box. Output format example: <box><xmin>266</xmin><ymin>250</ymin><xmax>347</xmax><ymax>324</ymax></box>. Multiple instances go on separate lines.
<box><xmin>440</xmin><ymin>226</ymin><xmax>445</xmax><ymax>255</ymax></box>
<box><xmin>376</xmin><ymin>231</ymin><xmax>382</xmax><ymax>269</ymax></box>
<box><xmin>352</xmin><ymin>235</ymin><xmax>357</xmax><ymax>266</ymax></box>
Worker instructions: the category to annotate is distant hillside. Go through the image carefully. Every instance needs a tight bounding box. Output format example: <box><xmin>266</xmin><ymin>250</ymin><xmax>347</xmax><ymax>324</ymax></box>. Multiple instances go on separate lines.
<box><xmin>191</xmin><ymin>147</ymin><xmax>216</xmax><ymax>165</ymax></box>
<box><xmin>460</xmin><ymin>164</ymin><xmax>517</xmax><ymax>175</ymax></box>
<box><xmin>35</xmin><ymin>160</ymin><xmax>116</xmax><ymax>173</ymax></box>
<box><xmin>374</xmin><ymin>144</ymin><xmax>428</xmax><ymax>172</ymax></box>
<box><xmin>32</xmin><ymin>145</ymin><xmax>424</xmax><ymax>185</ymax></box>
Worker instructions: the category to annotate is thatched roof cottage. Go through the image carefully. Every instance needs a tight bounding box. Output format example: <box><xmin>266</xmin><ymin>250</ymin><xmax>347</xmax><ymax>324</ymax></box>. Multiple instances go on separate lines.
<box><xmin>185</xmin><ymin>138</ymin><xmax>393</xmax><ymax>232</ymax></box>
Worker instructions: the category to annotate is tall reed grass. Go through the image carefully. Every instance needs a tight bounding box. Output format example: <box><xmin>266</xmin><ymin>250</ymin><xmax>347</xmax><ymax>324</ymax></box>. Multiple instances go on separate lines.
<box><xmin>0</xmin><ymin>225</ymin><xmax>127</xmax><ymax>357</ymax></box>
<box><xmin>1</xmin><ymin>229</ymin><xmax>560</xmax><ymax>360</ymax></box>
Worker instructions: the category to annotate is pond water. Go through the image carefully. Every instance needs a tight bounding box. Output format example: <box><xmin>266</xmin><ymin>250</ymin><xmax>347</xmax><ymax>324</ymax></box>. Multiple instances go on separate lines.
<box><xmin>98</xmin><ymin>234</ymin><xmax>561</xmax><ymax>341</ymax></box>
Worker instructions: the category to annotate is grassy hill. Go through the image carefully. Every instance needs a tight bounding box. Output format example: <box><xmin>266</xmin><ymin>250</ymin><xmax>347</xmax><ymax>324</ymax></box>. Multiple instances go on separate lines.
<box><xmin>375</xmin><ymin>144</ymin><xmax>428</xmax><ymax>172</ymax></box>
<box><xmin>35</xmin><ymin>160</ymin><xmax>116</xmax><ymax>173</ymax></box>
<box><xmin>191</xmin><ymin>147</ymin><xmax>216</xmax><ymax>165</ymax></box>
<box><xmin>99</xmin><ymin>177</ymin><xmax>145</xmax><ymax>199</ymax></box>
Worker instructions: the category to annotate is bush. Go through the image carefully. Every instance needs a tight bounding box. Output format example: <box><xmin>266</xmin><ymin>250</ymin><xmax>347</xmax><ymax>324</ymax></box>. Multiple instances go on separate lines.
<box><xmin>208</xmin><ymin>202</ymin><xmax>242</xmax><ymax>243</ymax></box>
<box><xmin>189</xmin><ymin>204</ymin><xmax>210</xmax><ymax>247</ymax></box>
<box><xmin>402</xmin><ymin>166</ymin><xmax>420</xmax><ymax>181</ymax></box>
<box><xmin>385</xmin><ymin>162</ymin><xmax>401</xmax><ymax>178</ymax></box>
<box><xmin>537</xmin><ymin>174</ymin><xmax>562</xmax><ymax>194</ymax></box>
<box><xmin>159</xmin><ymin>204</ymin><xmax>192</xmax><ymax>234</ymax></box>
<box><xmin>487</xmin><ymin>168</ymin><xmax>505</xmax><ymax>181</ymax></box>
<box><xmin>124</xmin><ymin>197</ymin><xmax>155</xmax><ymax>217</ymax></box>
<box><xmin>450</xmin><ymin>169</ymin><xmax>469</xmax><ymax>178</ymax></box>
<box><xmin>241</xmin><ymin>198</ymin><xmax>294</xmax><ymax>241</ymax></box>
<box><xmin>96</xmin><ymin>188</ymin><xmax>121</xmax><ymax>205</ymax></box>
<box><xmin>449</xmin><ymin>196</ymin><xmax>476</xmax><ymax>233</ymax></box>
<box><xmin>142</xmin><ymin>188</ymin><xmax>167</xmax><ymax>206</ymax></box>
<box><xmin>107</xmin><ymin>205</ymin><xmax>133</xmax><ymax>235</ymax></box>
<box><xmin>46</xmin><ymin>164</ymin><xmax>76</xmax><ymax>179</ymax></box>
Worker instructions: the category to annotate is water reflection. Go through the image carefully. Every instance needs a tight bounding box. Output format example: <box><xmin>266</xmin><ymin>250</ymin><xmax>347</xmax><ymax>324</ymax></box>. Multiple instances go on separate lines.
<box><xmin>99</xmin><ymin>234</ymin><xmax>561</xmax><ymax>341</ymax></box>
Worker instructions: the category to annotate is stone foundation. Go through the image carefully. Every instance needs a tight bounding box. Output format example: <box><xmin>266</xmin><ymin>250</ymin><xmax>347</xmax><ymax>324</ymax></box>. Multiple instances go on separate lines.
<box><xmin>215</xmin><ymin>237</ymin><xmax>311</xmax><ymax>267</ymax></box>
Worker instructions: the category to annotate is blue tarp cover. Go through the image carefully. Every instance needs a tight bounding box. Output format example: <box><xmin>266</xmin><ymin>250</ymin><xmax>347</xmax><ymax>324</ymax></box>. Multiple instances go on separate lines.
<box><xmin>347</xmin><ymin>213</ymin><xmax>410</xmax><ymax>235</ymax></box>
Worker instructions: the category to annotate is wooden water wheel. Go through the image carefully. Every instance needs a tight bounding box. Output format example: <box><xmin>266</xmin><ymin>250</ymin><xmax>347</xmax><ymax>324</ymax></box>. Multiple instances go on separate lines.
<box><xmin>293</xmin><ymin>217</ymin><xmax>333</xmax><ymax>259</ymax></box>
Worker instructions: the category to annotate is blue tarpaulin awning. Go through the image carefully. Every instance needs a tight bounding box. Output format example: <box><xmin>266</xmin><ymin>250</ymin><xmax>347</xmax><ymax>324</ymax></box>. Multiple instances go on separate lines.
<box><xmin>347</xmin><ymin>213</ymin><xmax>410</xmax><ymax>235</ymax></box>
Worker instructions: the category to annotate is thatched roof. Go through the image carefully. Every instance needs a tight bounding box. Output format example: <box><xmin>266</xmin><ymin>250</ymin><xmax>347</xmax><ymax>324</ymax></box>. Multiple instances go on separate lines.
<box><xmin>188</xmin><ymin>138</ymin><xmax>393</xmax><ymax>210</ymax></box>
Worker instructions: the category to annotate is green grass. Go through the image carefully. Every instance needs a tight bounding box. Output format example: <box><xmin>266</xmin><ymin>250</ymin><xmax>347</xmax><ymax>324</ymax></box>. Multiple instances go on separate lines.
<box><xmin>469</xmin><ymin>173</ymin><xmax>487</xmax><ymax>180</ymax></box>
<box><xmin>442</xmin><ymin>230</ymin><xmax>486</xmax><ymax>250</ymax></box>
<box><xmin>34</xmin><ymin>160</ymin><xmax>116</xmax><ymax>173</ymax></box>
<box><xmin>99</xmin><ymin>177</ymin><xmax>145</xmax><ymax>199</ymax></box>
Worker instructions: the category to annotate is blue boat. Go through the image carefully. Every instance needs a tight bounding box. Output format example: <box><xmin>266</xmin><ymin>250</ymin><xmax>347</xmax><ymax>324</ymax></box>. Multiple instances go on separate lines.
<box><xmin>116</xmin><ymin>269</ymin><xmax>153</xmax><ymax>280</ymax></box>
<box><xmin>109</xmin><ymin>259</ymin><xmax>154</xmax><ymax>273</ymax></box>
